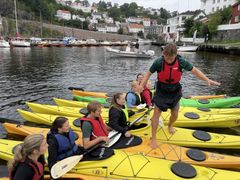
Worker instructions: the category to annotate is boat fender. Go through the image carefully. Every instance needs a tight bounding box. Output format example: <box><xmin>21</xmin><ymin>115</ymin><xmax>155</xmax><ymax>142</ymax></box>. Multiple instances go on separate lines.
<box><xmin>103</xmin><ymin>103</ymin><xmax>110</xmax><ymax>108</ymax></box>
<box><xmin>12</xmin><ymin>143</ymin><xmax>24</xmax><ymax>154</ymax></box>
<box><xmin>197</xmin><ymin>107</ymin><xmax>211</xmax><ymax>112</ymax></box>
<box><xmin>198</xmin><ymin>99</ymin><xmax>210</xmax><ymax>104</ymax></box>
<box><xmin>184</xmin><ymin>112</ymin><xmax>200</xmax><ymax>119</ymax></box>
<box><xmin>73</xmin><ymin>119</ymin><xmax>81</xmax><ymax>127</ymax></box>
<box><xmin>106</xmin><ymin>97</ymin><xmax>112</xmax><ymax>103</ymax></box>
<box><xmin>79</xmin><ymin>108</ymin><xmax>88</xmax><ymax>115</ymax></box>
<box><xmin>171</xmin><ymin>162</ymin><xmax>197</xmax><ymax>178</ymax></box>
<box><xmin>186</xmin><ymin>149</ymin><xmax>206</xmax><ymax>162</ymax></box>
<box><xmin>192</xmin><ymin>130</ymin><xmax>211</xmax><ymax>141</ymax></box>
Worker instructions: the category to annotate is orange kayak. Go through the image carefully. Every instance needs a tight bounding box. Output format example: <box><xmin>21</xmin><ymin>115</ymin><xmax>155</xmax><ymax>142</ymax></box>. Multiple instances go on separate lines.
<box><xmin>3</xmin><ymin>122</ymin><xmax>240</xmax><ymax>170</ymax></box>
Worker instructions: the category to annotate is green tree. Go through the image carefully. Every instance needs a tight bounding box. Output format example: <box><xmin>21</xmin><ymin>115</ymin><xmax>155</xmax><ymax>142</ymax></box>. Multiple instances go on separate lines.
<box><xmin>118</xmin><ymin>27</ymin><xmax>123</xmax><ymax>34</ymax></box>
<box><xmin>220</xmin><ymin>7</ymin><xmax>232</xmax><ymax>24</ymax></box>
<box><xmin>183</xmin><ymin>18</ymin><xmax>194</xmax><ymax>36</ymax></box>
<box><xmin>137</xmin><ymin>30</ymin><xmax>144</xmax><ymax>38</ymax></box>
<box><xmin>98</xmin><ymin>1</ymin><xmax>107</xmax><ymax>12</ymax></box>
<box><xmin>208</xmin><ymin>12</ymin><xmax>222</xmax><ymax>34</ymax></box>
<box><xmin>108</xmin><ymin>7</ymin><xmax>121</xmax><ymax>21</ymax></box>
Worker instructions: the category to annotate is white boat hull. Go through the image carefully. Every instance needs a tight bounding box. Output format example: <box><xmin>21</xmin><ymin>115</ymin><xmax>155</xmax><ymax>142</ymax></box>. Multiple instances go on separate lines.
<box><xmin>106</xmin><ymin>47</ymin><xmax>154</xmax><ymax>58</ymax></box>
<box><xmin>11</xmin><ymin>40</ymin><xmax>31</xmax><ymax>47</ymax></box>
<box><xmin>0</xmin><ymin>40</ymin><xmax>10</xmax><ymax>48</ymax></box>
<box><xmin>177</xmin><ymin>46</ymin><xmax>198</xmax><ymax>52</ymax></box>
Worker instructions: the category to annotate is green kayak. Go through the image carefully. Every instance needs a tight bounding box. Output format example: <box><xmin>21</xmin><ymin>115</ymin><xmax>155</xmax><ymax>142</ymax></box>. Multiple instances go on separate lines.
<box><xmin>73</xmin><ymin>95</ymin><xmax>109</xmax><ymax>104</ymax></box>
<box><xmin>73</xmin><ymin>95</ymin><xmax>240</xmax><ymax>108</ymax></box>
<box><xmin>180</xmin><ymin>97</ymin><xmax>240</xmax><ymax>108</ymax></box>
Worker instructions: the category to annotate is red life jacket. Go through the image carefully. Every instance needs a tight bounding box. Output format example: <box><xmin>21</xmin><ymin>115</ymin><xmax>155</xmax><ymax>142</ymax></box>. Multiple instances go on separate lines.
<box><xmin>158</xmin><ymin>58</ymin><xmax>182</xmax><ymax>84</ymax></box>
<box><xmin>81</xmin><ymin>116</ymin><xmax>108</xmax><ymax>139</ymax></box>
<box><xmin>10</xmin><ymin>158</ymin><xmax>44</xmax><ymax>180</ymax></box>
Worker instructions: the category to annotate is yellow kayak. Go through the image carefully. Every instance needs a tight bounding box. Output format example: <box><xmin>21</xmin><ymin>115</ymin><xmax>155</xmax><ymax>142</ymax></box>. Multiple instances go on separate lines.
<box><xmin>24</xmin><ymin>102</ymin><xmax>240</xmax><ymax>128</ymax></box>
<box><xmin>26</xmin><ymin>102</ymin><xmax>147</xmax><ymax>121</ymax></box>
<box><xmin>3</xmin><ymin>122</ymin><xmax>240</xmax><ymax>170</ymax></box>
<box><xmin>1</xmin><ymin>138</ymin><xmax>240</xmax><ymax>180</ymax></box>
<box><xmin>54</xmin><ymin>98</ymin><xmax>240</xmax><ymax>115</ymax></box>
<box><xmin>72</xmin><ymin>89</ymin><xmax>228</xmax><ymax>100</ymax></box>
<box><xmin>17</xmin><ymin>110</ymin><xmax>240</xmax><ymax>149</ymax></box>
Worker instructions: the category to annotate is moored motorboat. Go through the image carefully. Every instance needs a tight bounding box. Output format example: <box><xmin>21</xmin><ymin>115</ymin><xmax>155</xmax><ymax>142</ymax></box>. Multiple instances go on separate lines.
<box><xmin>106</xmin><ymin>47</ymin><xmax>155</xmax><ymax>58</ymax></box>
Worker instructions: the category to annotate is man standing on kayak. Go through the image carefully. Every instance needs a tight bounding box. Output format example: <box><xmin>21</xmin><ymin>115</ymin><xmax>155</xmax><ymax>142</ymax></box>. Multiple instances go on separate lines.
<box><xmin>140</xmin><ymin>43</ymin><xmax>220</xmax><ymax>149</ymax></box>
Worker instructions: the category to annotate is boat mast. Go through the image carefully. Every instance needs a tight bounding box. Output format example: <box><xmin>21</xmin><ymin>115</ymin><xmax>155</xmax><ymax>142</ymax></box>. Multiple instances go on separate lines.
<box><xmin>14</xmin><ymin>0</ymin><xmax>19</xmax><ymax>36</ymax></box>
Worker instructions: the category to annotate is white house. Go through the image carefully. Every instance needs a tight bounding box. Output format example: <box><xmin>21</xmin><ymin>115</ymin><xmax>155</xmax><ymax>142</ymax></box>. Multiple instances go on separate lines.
<box><xmin>72</xmin><ymin>15</ymin><xmax>85</xmax><ymax>22</ymax></box>
<box><xmin>92</xmin><ymin>12</ymin><xmax>103</xmax><ymax>20</ymax></box>
<box><xmin>56</xmin><ymin>10</ymin><xmax>71</xmax><ymax>20</ymax></box>
<box><xmin>163</xmin><ymin>13</ymin><xmax>193</xmax><ymax>34</ymax></box>
<box><xmin>96</xmin><ymin>24</ymin><xmax>106</xmax><ymax>33</ymax></box>
<box><xmin>106</xmin><ymin>24</ymin><xmax>118</xmax><ymax>33</ymax></box>
<box><xmin>70</xmin><ymin>2</ymin><xmax>92</xmax><ymax>13</ymax></box>
<box><xmin>105</xmin><ymin>17</ymin><xmax>114</xmax><ymax>24</ymax></box>
<box><xmin>128</xmin><ymin>23</ymin><xmax>144</xmax><ymax>33</ymax></box>
<box><xmin>200</xmin><ymin>0</ymin><xmax>237</xmax><ymax>15</ymax></box>
<box><xmin>143</xmin><ymin>18</ymin><xmax>151</xmax><ymax>27</ymax></box>
<box><xmin>127</xmin><ymin>17</ymin><xmax>142</xmax><ymax>24</ymax></box>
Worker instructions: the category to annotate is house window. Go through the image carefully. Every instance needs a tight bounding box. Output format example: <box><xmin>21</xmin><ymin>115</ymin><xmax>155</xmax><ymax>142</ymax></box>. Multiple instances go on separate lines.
<box><xmin>223</xmin><ymin>5</ymin><xmax>226</xmax><ymax>9</ymax></box>
<box><xmin>217</xmin><ymin>7</ymin><xmax>219</xmax><ymax>10</ymax></box>
<box><xmin>238</xmin><ymin>4</ymin><xmax>240</xmax><ymax>11</ymax></box>
<box><xmin>213</xmin><ymin>0</ymin><xmax>215</xmax><ymax>4</ymax></box>
<box><xmin>212</xmin><ymin>7</ymin><xmax>215</xmax><ymax>12</ymax></box>
<box><xmin>235</xmin><ymin>16</ymin><xmax>239</xmax><ymax>23</ymax></box>
<box><xmin>217</xmin><ymin>0</ymin><xmax>220</xmax><ymax>3</ymax></box>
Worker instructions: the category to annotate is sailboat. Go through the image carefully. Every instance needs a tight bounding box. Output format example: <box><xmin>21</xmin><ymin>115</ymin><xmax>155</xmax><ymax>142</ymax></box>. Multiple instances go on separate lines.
<box><xmin>10</xmin><ymin>0</ymin><xmax>30</xmax><ymax>47</ymax></box>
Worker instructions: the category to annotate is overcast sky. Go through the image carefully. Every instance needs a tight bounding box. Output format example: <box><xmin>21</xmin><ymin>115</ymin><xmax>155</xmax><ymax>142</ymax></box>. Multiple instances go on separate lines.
<box><xmin>89</xmin><ymin>0</ymin><xmax>202</xmax><ymax>13</ymax></box>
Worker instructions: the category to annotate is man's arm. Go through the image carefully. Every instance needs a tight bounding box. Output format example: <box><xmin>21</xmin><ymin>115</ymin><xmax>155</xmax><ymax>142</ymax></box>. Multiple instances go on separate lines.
<box><xmin>140</xmin><ymin>71</ymin><xmax>152</xmax><ymax>88</ymax></box>
<box><xmin>191</xmin><ymin>67</ymin><xmax>221</xmax><ymax>86</ymax></box>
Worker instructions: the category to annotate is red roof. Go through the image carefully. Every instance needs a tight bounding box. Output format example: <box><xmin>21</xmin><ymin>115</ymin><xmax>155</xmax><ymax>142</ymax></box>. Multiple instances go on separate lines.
<box><xmin>129</xmin><ymin>24</ymin><xmax>144</xmax><ymax>29</ymax></box>
<box><xmin>57</xmin><ymin>10</ymin><xmax>71</xmax><ymax>14</ymax></box>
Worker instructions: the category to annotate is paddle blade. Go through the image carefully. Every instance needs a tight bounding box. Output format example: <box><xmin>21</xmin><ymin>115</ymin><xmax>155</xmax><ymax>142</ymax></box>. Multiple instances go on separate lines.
<box><xmin>105</xmin><ymin>130</ymin><xmax>122</xmax><ymax>147</ymax></box>
<box><xmin>51</xmin><ymin>155</ymin><xmax>83</xmax><ymax>179</ymax></box>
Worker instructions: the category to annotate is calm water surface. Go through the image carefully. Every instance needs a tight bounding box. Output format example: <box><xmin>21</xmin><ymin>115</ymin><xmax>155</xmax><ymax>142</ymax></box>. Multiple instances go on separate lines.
<box><xmin>0</xmin><ymin>45</ymin><xmax>240</xmax><ymax>173</ymax></box>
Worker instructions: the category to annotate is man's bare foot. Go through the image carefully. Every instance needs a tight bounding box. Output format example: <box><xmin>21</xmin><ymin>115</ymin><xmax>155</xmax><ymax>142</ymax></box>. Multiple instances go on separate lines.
<box><xmin>168</xmin><ymin>125</ymin><xmax>176</xmax><ymax>134</ymax></box>
<box><xmin>151</xmin><ymin>139</ymin><xmax>158</xmax><ymax>149</ymax></box>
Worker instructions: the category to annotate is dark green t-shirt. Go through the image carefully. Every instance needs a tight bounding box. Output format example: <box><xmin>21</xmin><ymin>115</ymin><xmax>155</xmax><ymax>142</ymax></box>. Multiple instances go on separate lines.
<box><xmin>149</xmin><ymin>55</ymin><xmax>193</xmax><ymax>73</ymax></box>
<box><xmin>82</xmin><ymin>121</ymin><xmax>93</xmax><ymax>138</ymax></box>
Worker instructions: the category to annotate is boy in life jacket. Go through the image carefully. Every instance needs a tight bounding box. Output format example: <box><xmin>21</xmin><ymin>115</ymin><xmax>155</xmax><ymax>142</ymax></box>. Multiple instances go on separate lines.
<box><xmin>47</xmin><ymin>117</ymin><xmax>85</xmax><ymax>170</ymax></box>
<box><xmin>80</xmin><ymin>101</ymin><xmax>114</xmax><ymax>160</ymax></box>
<box><xmin>126</xmin><ymin>80</ymin><xmax>143</xmax><ymax>108</ymax></box>
<box><xmin>8</xmin><ymin>134</ymin><xmax>48</xmax><ymax>180</ymax></box>
<box><xmin>140</xmin><ymin>43</ymin><xmax>220</xmax><ymax>149</ymax></box>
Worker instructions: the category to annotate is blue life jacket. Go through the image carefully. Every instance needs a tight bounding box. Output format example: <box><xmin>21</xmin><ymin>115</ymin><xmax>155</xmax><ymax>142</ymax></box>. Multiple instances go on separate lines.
<box><xmin>54</xmin><ymin>129</ymin><xmax>78</xmax><ymax>160</ymax></box>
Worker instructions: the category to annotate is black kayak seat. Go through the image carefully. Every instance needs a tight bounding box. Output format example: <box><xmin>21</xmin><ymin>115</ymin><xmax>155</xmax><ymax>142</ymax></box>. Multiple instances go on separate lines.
<box><xmin>171</xmin><ymin>162</ymin><xmax>197</xmax><ymax>178</ymax></box>
<box><xmin>197</xmin><ymin>107</ymin><xmax>211</xmax><ymax>112</ymax></box>
<box><xmin>184</xmin><ymin>112</ymin><xmax>200</xmax><ymax>119</ymax></box>
<box><xmin>186</xmin><ymin>149</ymin><xmax>206</xmax><ymax>162</ymax></box>
<box><xmin>192</xmin><ymin>130</ymin><xmax>211</xmax><ymax>141</ymax></box>
<box><xmin>198</xmin><ymin>99</ymin><xmax>210</xmax><ymax>104</ymax></box>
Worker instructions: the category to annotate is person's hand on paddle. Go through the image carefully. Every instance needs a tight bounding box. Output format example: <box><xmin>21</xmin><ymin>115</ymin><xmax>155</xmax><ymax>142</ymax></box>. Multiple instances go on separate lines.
<box><xmin>207</xmin><ymin>79</ymin><xmax>221</xmax><ymax>86</ymax></box>
<box><xmin>99</xmin><ymin>136</ymin><xmax>110</xmax><ymax>143</ymax></box>
<box><xmin>124</xmin><ymin>131</ymin><xmax>131</xmax><ymax>137</ymax></box>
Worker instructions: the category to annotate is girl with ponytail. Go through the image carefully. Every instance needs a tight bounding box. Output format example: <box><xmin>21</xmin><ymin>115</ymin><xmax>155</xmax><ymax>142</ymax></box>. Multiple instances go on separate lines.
<box><xmin>8</xmin><ymin>134</ymin><xmax>48</xmax><ymax>180</ymax></box>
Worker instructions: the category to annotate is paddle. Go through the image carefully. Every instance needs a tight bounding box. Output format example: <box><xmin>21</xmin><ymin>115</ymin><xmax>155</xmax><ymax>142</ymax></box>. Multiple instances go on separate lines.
<box><xmin>68</xmin><ymin>87</ymin><xmax>85</xmax><ymax>91</ymax></box>
<box><xmin>51</xmin><ymin>108</ymin><xmax>152</xmax><ymax>179</ymax></box>
<box><xmin>50</xmin><ymin>128</ymin><xmax>122</xmax><ymax>179</ymax></box>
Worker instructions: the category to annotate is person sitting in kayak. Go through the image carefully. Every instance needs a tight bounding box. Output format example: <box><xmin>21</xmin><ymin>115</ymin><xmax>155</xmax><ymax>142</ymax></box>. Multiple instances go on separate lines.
<box><xmin>141</xmin><ymin>80</ymin><xmax>153</xmax><ymax>108</ymax></box>
<box><xmin>136</xmin><ymin>73</ymin><xmax>144</xmax><ymax>85</ymax></box>
<box><xmin>107</xmin><ymin>93</ymin><xmax>143</xmax><ymax>148</ymax></box>
<box><xmin>140</xmin><ymin>43</ymin><xmax>220</xmax><ymax>149</ymax></box>
<box><xmin>126</xmin><ymin>80</ymin><xmax>143</xmax><ymax>108</ymax></box>
<box><xmin>47</xmin><ymin>117</ymin><xmax>85</xmax><ymax>170</ymax></box>
<box><xmin>80</xmin><ymin>101</ymin><xmax>114</xmax><ymax>160</ymax></box>
<box><xmin>8</xmin><ymin>134</ymin><xmax>48</xmax><ymax>180</ymax></box>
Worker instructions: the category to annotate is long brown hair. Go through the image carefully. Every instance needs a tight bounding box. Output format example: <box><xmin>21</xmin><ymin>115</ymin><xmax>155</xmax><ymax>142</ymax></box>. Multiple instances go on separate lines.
<box><xmin>7</xmin><ymin>134</ymin><xmax>44</xmax><ymax>171</ymax></box>
<box><xmin>111</xmin><ymin>93</ymin><xmax>125</xmax><ymax>110</ymax></box>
